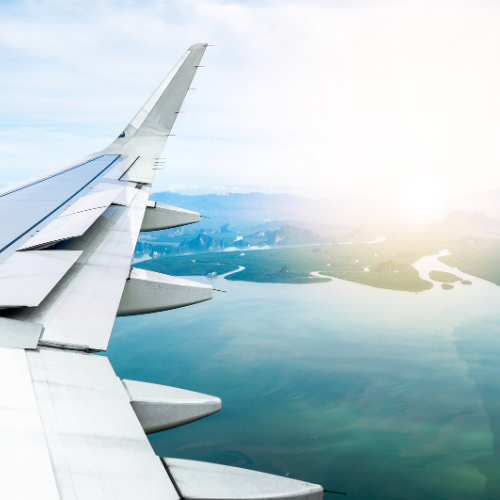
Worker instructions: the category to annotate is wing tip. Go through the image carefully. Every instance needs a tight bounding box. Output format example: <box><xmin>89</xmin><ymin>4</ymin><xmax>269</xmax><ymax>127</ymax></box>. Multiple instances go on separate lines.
<box><xmin>188</xmin><ymin>43</ymin><xmax>209</xmax><ymax>51</ymax></box>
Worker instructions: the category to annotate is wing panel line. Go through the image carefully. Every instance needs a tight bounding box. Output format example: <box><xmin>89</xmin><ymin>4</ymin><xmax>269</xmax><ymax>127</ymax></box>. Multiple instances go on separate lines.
<box><xmin>0</xmin><ymin>155</ymin><xmax>120</xmax><ymax>254</ymax></box>
<box><xmin>0</xmin><ymin>155</ymin><xmax>105</xmax><ymax>199</ymax></box>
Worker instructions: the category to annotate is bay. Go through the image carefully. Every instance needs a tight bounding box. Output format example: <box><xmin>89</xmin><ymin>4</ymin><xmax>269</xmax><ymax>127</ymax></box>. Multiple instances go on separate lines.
<box><xmin>106</xmin><ymin>252</ymin><xmax>500</xmax><ymax>499</ymax></box>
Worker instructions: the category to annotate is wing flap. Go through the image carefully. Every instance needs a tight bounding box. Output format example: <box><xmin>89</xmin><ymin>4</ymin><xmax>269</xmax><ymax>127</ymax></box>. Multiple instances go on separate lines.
<box><xmin>57</xmin><ymin>182</ymin><xmax>124</xmax><ymax>216</ymax></box>
<box><xmin>111</xmin><ymin>183</ymin><xmax>139</xmax><ymax>206</ymax></box>
<box><xmin>0</xmin><ymin>347</ymin><xmax>60</xmax><ymax>499</ymax></box>
<box><xmin>0</xmin><ymin>317</ymin><xmax>42</xmax><ymax>348</ymax></box>
<box><xmin>19</xmin><ymin>184</ymin><xmax>124</xmax><ymax>250</ymax></box>
<box><xmin>0</xmin><ymin>155</ymin><xmax>119</xmax><ymax>260</ymax></box>
<box><xmin>26</xmin><ymin>349</ymin><xmax>179</xmax><ymax>500</ymax></box>
<box><xmin>23</xmin><ymin>186</ymin><xmax>149</xmax><ymax>351</ymax></box>
<box><xmin>0</xmin><ymin>250</ymin><xmax>82</xmax><ymax>308</ymax></box>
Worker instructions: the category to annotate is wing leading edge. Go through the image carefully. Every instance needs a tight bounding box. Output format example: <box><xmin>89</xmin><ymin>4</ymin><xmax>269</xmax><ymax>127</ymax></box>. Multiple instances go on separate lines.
<box><xmin>0</xmin><ymin>45</ymin><xmax>324</xmax><ymax>499</ymax></box>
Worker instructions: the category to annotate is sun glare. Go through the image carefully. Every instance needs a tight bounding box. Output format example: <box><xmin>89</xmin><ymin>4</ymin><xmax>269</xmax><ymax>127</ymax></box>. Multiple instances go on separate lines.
<box><xmin>402</xmin><ymin>178</ymin><xmax>443</xmax><ymax>223</ymax></box>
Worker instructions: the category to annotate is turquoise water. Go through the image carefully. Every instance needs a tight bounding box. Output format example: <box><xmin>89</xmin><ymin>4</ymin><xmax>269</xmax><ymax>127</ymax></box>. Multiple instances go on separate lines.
<box><xmin>106</xmin><ymin>253</ymin><xmax>500</xmax><ymax>499</ymax></box>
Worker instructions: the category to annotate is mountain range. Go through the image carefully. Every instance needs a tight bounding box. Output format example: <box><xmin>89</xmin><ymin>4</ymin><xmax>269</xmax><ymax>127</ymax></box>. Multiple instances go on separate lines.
<box><xmin>151</xmin><ymin>189</ymin><xmax>500</xmax><ymax>228</ymax></box>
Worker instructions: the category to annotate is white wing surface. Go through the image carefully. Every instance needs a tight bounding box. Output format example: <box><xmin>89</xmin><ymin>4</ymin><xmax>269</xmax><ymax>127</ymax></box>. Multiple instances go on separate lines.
<box><xmin>0</xmin><ymin>44</ymin><xmax>324</xmax><ymax>499</ymax></box>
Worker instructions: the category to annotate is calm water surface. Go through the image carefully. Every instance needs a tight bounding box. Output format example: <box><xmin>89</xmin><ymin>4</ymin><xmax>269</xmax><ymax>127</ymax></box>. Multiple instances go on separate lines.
<box><xmin>107</xmin><ymin>252</ymin><xmax>500</xmax><ymax>499</ymax></box>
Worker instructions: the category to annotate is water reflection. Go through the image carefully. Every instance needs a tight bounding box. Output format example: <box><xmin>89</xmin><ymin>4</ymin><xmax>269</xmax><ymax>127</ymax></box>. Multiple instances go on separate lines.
<box><xmin>106</xmin><ymin>252</ymin><xmax>500</xmax><ymax>499</ymax></box>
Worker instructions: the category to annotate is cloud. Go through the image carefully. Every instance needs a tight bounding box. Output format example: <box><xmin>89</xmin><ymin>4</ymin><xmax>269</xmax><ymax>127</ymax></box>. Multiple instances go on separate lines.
<box><xmin>0</xmin><ymin>0</ymin><xmax>499</xmax><ymax>198</ymax></box>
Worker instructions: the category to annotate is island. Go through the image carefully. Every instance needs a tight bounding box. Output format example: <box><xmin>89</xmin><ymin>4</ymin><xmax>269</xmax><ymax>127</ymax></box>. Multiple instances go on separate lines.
<box><xmin>439</xmin><ymin>240</ymin><xmax>500</xmax><ymax>286</ymax></box>
<box><xmin>134</xmin><ymin>232</ymin><xmax>442</xmax><ymax>291</ymax></box>
<box><xmin>429</xmin><ymin>270</ymin><xmax>461</xmax><ymax>283</ymax></box>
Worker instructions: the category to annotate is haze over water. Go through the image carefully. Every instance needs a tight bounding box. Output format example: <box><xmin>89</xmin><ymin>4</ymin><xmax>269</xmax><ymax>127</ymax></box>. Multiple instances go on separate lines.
<box><xmin>107</xmin><ymin>253</ymin><xmax>500</xmax><ymax>499</ymax></box>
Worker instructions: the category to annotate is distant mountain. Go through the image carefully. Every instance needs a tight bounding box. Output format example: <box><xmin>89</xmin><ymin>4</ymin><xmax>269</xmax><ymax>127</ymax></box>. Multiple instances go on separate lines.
<box><xmin>247</xmin><ymin>230</ymin><xmax>266</xmax><ymax>238</ymax></box>
<box><xmin>446</xmin><ymin>189</ymin><xmax>500</xmax><ymax>219</ymax></box>
<box><xmin>148</xmin><ymin>189</ymin><xmax>500</xmax><ymax>230</ymax></box>
<box><xmin>234</xmin><ymin>239</ymin><xmax>250</xmax><ymax>248</ymax></box>
<box><xmin>150</xmin><ymin>191</ymin><xmax>402</xmax><ymax>227</ymax></box>
<box><xmin>265</xmin><ymin>225</ymin><xmax>327</xmax><ymax>245</ymax></box>
<box><xmin>177</xmin><ymin>224</ymin><xmax>326</xmax><ymax>251</ymax></box>
<box><xmin>218</xmin><ymin>223</ymin><xmax>234</xmax><ymax>233</ymax></box>
<box><xmin>441</xmin><ymin>211</ymin><xmax>500</xmax><ymax>232</ymax></box>
<box><xmin>135</xmin><ymin>223</ymin><xmax>329</xmax><ymax>259</ymax></box>
<box><xmin>177</xmin><ymin>234</ymin><xmax>227</xmax><ymax>253</ymax></box>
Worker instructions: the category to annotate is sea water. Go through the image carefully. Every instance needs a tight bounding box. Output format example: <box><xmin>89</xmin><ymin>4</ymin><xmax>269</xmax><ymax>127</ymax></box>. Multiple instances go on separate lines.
<box><xmin>106</xmin><ymin>252</ymin><xmax>500</xmax><ymax>499</ymax></box>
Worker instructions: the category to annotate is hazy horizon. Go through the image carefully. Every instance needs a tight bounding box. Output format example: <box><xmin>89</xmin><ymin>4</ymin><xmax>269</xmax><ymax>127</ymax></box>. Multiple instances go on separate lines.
<box><xmin>149</xmin><ymin>187</ymin><xmax>500</xmax><ymax>228</ymax></box>
<box><xmin>1</xmin><ymin>0</ymin><xmax>500</xmax><ymax>224</ymax></box>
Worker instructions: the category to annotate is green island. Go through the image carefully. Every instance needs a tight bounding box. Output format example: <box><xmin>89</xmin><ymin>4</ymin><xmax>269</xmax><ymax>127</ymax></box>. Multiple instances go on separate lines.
<box><xmin>429</xmin><ymin>270</ymin><xmax>461</xmax><ymax>283</ymax></box>
<box><xmin>135</xmin><ymin>248</ymin><xmax>331</xmax><ymax>284</ymax></box>
<box><xmin>441</xmin><ymin>283</ymin><xmax>454</xmax><ymax>290</ymax></box>
<box><xmin>134</xmin><ymin>230</ymin><xmax>448</xmax><ymax>291</ymax></box>
<box><xmin>324</xmin><ymin>267</ymin><xmax>432</xmax><ymax>292</ymax></box>
<box><xmin>461</xmin><ymin>280</ymin><xmax>472</xmax><ymax>285</ymax></box>
<box><xmin>439</xmin><ymin>240</ymin><xmax>500</xmax><ymax>286</ymax></box>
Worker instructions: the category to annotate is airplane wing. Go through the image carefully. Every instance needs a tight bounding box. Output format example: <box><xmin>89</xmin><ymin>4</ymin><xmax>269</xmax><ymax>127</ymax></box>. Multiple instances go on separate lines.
<box><xmin>0</xmin><ymin>44</ymin><xmax>324</xmax><ymax>500</ymax></box>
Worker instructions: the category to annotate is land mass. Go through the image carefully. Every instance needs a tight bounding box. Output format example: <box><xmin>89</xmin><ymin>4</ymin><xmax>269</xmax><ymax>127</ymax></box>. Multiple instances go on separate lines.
<box><xmin>438</xmin><ymin>240</ymin><xmax>500</xmax><ymax>286</ymax></box>
<box><xmin>429</xmin><ymin>270</ymin><xmax>461</xmax><ymax>283</ymax></box>
<box><xmin>134</xmin><ymin>230</ymin><xmax>445</xmax><ymax>291</ymax></box>
<box><xmin>134</xmin><ymin>202</ymin><xmax>500</xmax><ymax>291</ymax></box>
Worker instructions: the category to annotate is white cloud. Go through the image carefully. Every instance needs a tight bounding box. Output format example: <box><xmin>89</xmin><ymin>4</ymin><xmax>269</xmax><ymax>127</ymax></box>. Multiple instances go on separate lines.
<box><xmin>0</xmin><ymin>0</ymin><xmax>499</xmax><ymax>199</ymax></box>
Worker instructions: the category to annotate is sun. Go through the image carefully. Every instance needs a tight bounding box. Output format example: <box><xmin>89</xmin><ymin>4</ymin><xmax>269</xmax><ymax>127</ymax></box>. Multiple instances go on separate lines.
<box><xmin>402</xmin><ymin>178</ymin><xmax>442</xmax><ymax>223</ymax></box>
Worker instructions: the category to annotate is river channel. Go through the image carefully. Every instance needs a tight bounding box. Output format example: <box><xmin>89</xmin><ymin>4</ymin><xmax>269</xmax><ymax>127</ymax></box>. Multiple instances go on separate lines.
<box><xmin>107</xmin><ymin>251</ymin><xmax>500</xmax><ymax>499</ymax></box>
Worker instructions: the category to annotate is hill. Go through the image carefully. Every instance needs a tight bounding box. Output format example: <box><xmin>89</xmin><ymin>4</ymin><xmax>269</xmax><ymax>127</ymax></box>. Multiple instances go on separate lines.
<box><xmin>445</xmin><ymin>188</ymin><xmax>500</xmax><ymax>219</ymax></box>
<box><xmin>177</xmin><ymin>234</ymin><xmax>227</xmax><ymax>253</ymax></box>
<box><xmin>440</xmin><ymin>211</ymin><xmax>500</xmax><ymax>232</ymax></box>
<box><xmin>265</xmin><ymin>225</ymin><xmax>327</xmax><ymax>245</ymax></box>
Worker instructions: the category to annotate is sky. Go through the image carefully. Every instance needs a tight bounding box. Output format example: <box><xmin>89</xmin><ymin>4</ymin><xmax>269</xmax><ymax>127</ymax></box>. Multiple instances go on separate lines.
<box><xmin>0</xmin><ymin>0</ymin><xmax>499</xmax><ymax>206</ymax></box>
